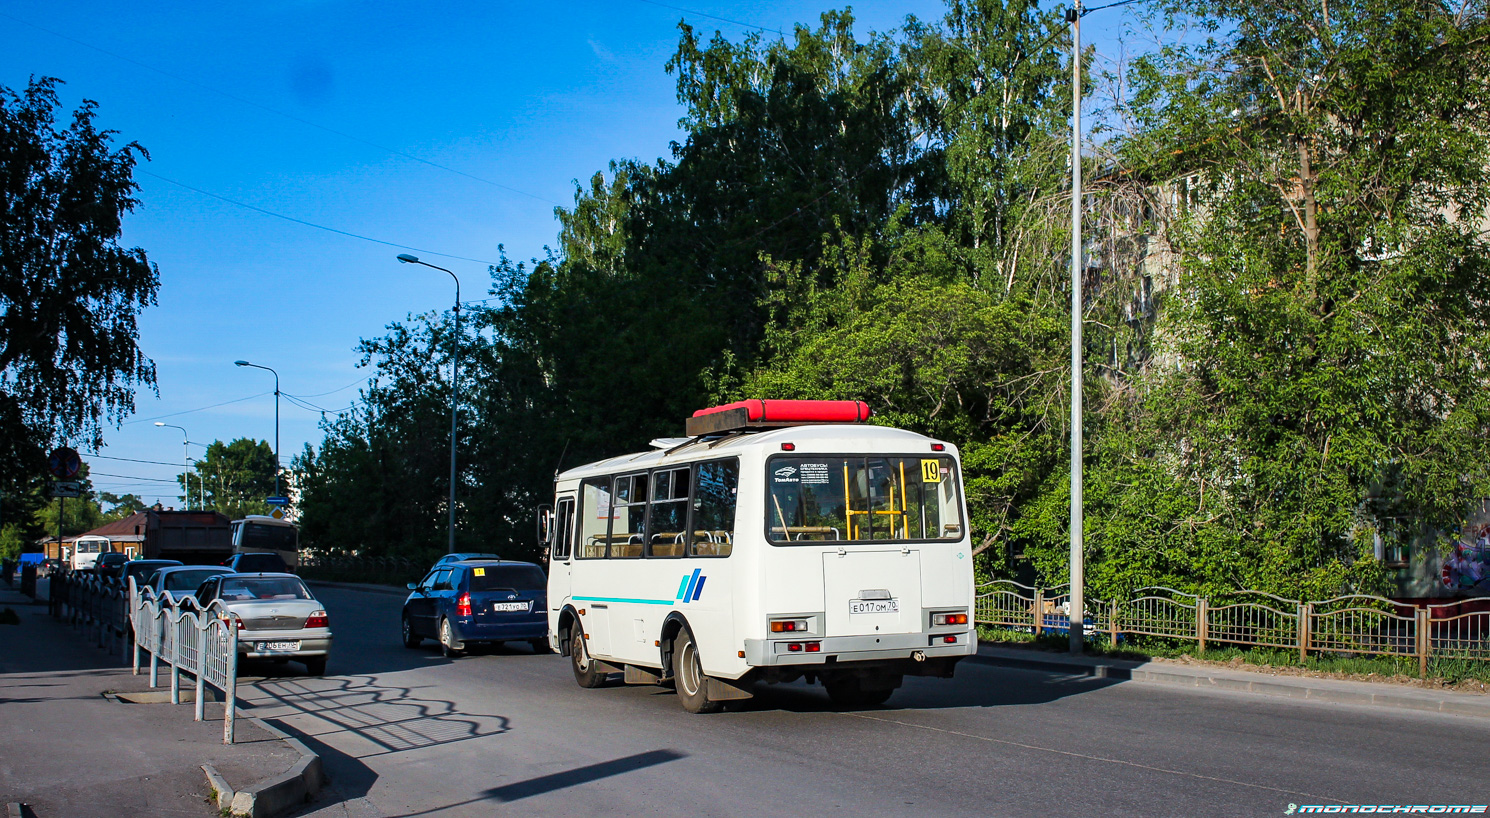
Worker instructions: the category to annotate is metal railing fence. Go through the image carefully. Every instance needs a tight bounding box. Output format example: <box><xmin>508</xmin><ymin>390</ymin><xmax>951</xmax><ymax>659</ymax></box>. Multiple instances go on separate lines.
<box><xmin>48</xmin><ymin>570</ymin><xmax>240</xmax><ymax>743</ymax></box>
<box><xmin>974</xmin><ymin>580</ymin><xmax>1490</xmax><ymax>678</ymax></box>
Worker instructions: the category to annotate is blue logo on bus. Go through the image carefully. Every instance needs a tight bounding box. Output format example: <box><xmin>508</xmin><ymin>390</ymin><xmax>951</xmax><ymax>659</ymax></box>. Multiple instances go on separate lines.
<box><xmin>676</xmin><ymin>569</ymin><xmax>707</xmax><ymax>604</ymax></box>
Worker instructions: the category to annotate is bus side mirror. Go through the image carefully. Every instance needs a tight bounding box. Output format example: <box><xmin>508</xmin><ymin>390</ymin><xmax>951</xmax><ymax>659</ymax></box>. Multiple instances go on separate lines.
<box><xmin>536</xmin><ymin>505</ymin><xmax>554</xmax><ymax>546</ymax></box>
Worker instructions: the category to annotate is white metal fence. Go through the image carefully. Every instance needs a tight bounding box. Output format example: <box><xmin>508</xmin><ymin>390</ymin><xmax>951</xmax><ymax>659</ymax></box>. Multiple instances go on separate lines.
<box><xmin>49</xmin><ymin>571</ymin><xmax>241</xmax><ymax>743</ymax></box>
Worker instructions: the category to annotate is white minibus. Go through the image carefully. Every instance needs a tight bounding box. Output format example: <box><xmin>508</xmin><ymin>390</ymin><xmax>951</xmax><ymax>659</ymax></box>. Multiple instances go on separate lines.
<box><xmin>230</xmin><ymin>515</ymin><xmax>300</xmax><ymax>569</ymax></box>
<box><xmin>70</xmin><ymin>535</ymin><xmax>111</xmax><ymax>572</ymax></box>
<box><xmin>543</xmin><ymin>400</ymin><xmax>976</xmax><ymax>713</ymax></box>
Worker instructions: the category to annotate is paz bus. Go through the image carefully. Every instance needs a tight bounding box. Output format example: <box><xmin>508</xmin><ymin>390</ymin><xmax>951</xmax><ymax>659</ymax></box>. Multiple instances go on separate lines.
<box><xmin>230</xmin><ymin>515</ymin><xmax>300</xmax><ymax>570</ymax></box>
<box><xmin>543</xmin><ymin>400</ymin><xmax>975</xmax><ymax>713</ymax></box>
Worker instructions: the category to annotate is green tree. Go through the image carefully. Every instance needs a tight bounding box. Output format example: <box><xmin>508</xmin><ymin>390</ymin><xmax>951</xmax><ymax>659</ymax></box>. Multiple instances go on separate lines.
<box><xmin>98</xmin><ymin>491</ymin><xmax>146</xmax><ymax>521</ymax></box>
<box><xmin>0</xmin><ymin>77</ymin><xmax>159</xmax><ymax>498</ymax></box>
<box><xmin>190</xmin><ymin>438</ymin><xmax>278</xmax><ymax>520</ymax></box>
<box><xmin>1071</xmin><ymin>0</ymin><xmax>1490</xmax><ymax>598</ymax></box>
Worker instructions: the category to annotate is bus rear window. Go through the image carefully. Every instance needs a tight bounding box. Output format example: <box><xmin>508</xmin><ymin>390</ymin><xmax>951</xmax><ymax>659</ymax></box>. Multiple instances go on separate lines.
<box><xmin>767</xmin><ymin>456</ymin><xmax>963</xmax><ymax>543</ymax></box>
<box><xmin>240</xmin><ymin>523</ymin><xmax>297</xmax><ymax>552</ymax></box>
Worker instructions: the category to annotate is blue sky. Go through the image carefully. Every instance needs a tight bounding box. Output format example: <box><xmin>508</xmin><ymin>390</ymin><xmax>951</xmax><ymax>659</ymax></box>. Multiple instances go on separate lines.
<box><xmin>2</xmin><ymin>0</ymin><xmax>1138</xmax><ymax>508</ymax></box>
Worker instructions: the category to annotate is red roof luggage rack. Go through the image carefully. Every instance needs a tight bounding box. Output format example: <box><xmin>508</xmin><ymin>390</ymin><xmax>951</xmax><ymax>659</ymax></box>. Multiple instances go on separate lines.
<box><xmin>684</xmin><ymin>399</ymin><xmax>872</xmax><ymax>436</ymax></box>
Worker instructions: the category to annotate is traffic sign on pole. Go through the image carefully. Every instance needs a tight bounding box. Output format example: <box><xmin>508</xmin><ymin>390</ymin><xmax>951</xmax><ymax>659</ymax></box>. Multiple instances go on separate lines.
<box><xmin>48</xmin><ymin>447</ymin><xmax>81</xmax><ymax>479</ymax></box>
<box><xmin>50</xmin><ymin>481</ymin><xmax>83</xmax><ymax>498</ymax></box>
<box><xmin>265</xmin><ymin>496</ymin><xmax>290</xmax><ymax>507</ymax></box>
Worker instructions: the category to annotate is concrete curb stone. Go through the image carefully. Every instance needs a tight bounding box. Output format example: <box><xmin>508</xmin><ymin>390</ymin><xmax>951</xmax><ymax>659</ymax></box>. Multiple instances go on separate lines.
<box><xmin>972</xmin><ymin>643</ymin><xmax>1490</xmax><ymax>719</ymax></box>
<box><xmin>201</xmin><ymin>712</ymin><xmax>324</xmax><ymax>818</ymax></box>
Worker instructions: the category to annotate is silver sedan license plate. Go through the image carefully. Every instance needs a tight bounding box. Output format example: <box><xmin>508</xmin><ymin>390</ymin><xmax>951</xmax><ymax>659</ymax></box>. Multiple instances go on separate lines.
<box><xmin>259</xmin><ymin>640</ymin><xmax>299</xmax><ymax>652</ymax></box>
<box><xmin>850</xmin><ymin>599</ymin><xmax>899</xmax><ymax>614</ymax></box>
<box><xmin>491</xmin><ymin>601</ymin><xmax>529</xmax><ymax>612</ymax></box>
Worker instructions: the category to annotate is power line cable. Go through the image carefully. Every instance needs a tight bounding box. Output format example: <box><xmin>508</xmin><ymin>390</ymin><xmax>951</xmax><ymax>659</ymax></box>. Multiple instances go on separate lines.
<box><xmin>88</xmin><ymin>472</ymin><xmax>181</xmax><ymax>483</ymax></box>
<box><xmin>284</xmin><ymin>378</ymin><xmax>368</xmax><ymax>399</ymax></box>
<box><xmin>84</xmin><ymin>453</ymin><xmax>192</xmax><ymax>467</ymax></box>
<box><xmin>0</xmin><ymin>10</ymin><xmax>563</xmax><ymax>207</ymax></box>
<box><xmin>139</xmin><ymin>170</ymin><xmax>501</xmax><ymax>265</ymax></box>
<box><xmin>124</xmin><ymin>391</ymin><xmax>272</xmax><ymax>425</ymax></box>
<box><xmin>633</xmin><ymin>0</ymin><xmax>784</xmax><ymax>35</ymax></box>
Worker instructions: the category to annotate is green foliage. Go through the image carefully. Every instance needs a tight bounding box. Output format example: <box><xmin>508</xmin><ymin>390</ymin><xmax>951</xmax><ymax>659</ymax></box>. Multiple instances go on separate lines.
<box><xmin>0</xmin><ymin>524</ymin><xmax>25</xmax><ymax>561</ymax></box>
<box><xmin>188</xmin><ymin>438</ymin><xmax>278</xmax><ymax>520</ymax></box>
<box><xmin>97</xmin><ymin>492</ymin><xmax>146</xmax><ymax>521</ymax></box>
<box><xmin>0</xmin><ymin>77</ymin><xmax>158</xmax><ymax>495</ymax></box>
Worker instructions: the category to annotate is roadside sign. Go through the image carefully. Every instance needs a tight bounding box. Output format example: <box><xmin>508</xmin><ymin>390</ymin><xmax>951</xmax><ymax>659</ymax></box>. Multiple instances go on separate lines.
<box><xmin>50</xmin><ymin>481</ymin><xmax>83</xmax><ymax>498</ymax></box>
<box><xmin>270</xmin><ymin>507</ymin><xmax>285</xmax><ymax>520</ymax></box>
<box><xmin>48</xmin><ymin>447</ymin><xmax>81</xmax><ymax>479</ymax></box>
<box><xmin>265</xmin><ymin>496</ymin><xmax>290</xmax><ymax>507</ymax></box>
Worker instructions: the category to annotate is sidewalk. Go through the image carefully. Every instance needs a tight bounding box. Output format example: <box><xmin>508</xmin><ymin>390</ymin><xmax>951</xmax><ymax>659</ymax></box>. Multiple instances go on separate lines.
<box><xmin>971</xmin><ymin>642</ymin><xmax>1490</xmax><ymax>719</ymax></box>
<box><xmin>0</xmin><ymin>583</ymin><xmax>299</xmax><ymax>818</ymax></box>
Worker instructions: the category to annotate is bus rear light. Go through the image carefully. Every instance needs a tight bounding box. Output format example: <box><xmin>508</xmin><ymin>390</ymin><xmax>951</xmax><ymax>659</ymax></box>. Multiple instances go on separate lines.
<box><xmin>931</xmin><ymin>443</ymin><xmax>946</xmax><ymax>451</ymax></box>
<box><xmin>805</xmin><ymin>641</ymin><xmax>821</xmax><ymax>652</ymax></box>
<box><xmin>787</xmin><ymin>643</ymin><xmax>803</xmax><ymax>652</ymax></box>
<box><xmin>932</xmin><ymin>612</ymin><xmax>968</xmax><ymax>626</ymax></box>
<box><xmin>457</xmin><ymin>593</ymin><xmax>472</xmax><ymax>617</ymax></box>
<box><xmin>304</xmin><ymin>611</ymin><xmax>328</xmax><ymax>629</ymax></box>
<box><xmin>943</xmin><ymin>636</ymin><xmax>958</xmax><ymax>644</ymax></box>
<box><xmin>781</xmin><ymin>442</ymin><xmax>795</xmax><ymax>451</ymax></box>
<box><xmin>770</xmin><ymin>619</ymin><xmax>808</xmax><ymax>633</ymax></box>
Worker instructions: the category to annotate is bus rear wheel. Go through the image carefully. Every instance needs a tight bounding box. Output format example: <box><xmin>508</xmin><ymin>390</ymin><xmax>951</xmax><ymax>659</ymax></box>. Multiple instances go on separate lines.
<box><xmin>672</xmin><ymin>630</ymin><xmax>722</xmax><ymax>714</ymax></box>
<box><xmin>823</xmin><ymin>675</ymin><xmax>896</xmax><ymax>709</ymax></box>
<box><xmin>570</xmin><ymin>625</ymin><xmax>606</xmax><ymax>688</ymax></box>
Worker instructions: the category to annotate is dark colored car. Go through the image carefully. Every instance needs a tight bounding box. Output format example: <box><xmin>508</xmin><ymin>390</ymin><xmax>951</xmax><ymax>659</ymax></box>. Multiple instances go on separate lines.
<box><xmin>402</xmin><ymin>560</ymin><xmax>547</xmax><ymax>657</ymax></box>
<box><xmin>122</xmin><ymin>559</ymin><xmax>183</xmax><ymax>592</ymax></box>
<box><xmin>92</xmin><ymin>552</ymin><xmax>130</xmax><ymax>577</ymax></box>
<box><xmin>432</xmin><ymin>552</ymin><xmax>502</xmax><ymax>569</ymax></box>
<box><xmin>224</xmin><ymin>552</ymin><xmax>291</xmax><ymax>574</ymax></box>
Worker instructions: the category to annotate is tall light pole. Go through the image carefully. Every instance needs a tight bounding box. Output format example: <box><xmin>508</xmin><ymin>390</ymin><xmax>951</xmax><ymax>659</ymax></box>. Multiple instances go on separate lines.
<box><xmin>234</xmin><ymin>360</ymin><xmax>281</xmax><ymax>498</ymax></box>
<box><xmin>397</xmin><ymin>253</ymin><xmax>460</xmax><ymax>555</ymax></box>
<box><xmin>153</xmin><ymin>422</ymin><xmax>196</xmax><ymax>510</ymax></box>
<box><xmin>1067</xmin><ymin>0</ymin><xmax>1086</xmax><ymax>654</ymax></box>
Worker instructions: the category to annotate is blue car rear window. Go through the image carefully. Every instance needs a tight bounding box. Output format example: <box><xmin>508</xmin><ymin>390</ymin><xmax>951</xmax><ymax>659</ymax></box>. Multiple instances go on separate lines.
<box><xmin>468</xmin><ymin>565</ymin><xmax>545</xmax><ymax>592</ymax></box>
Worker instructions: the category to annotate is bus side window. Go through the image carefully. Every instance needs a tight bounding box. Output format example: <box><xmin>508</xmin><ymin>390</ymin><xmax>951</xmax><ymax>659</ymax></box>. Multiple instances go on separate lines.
<box><xmin>611</xmin><ymin>474</ymin><xmax>647</xmax><ymax>558</ymax></box>
<box><xmin>554</xmin><ymin>497</ymin><xmax>575</xmax><ymax>561</ymax></box>
<box><xmin>689</xmin><ymin>459</ymin><xmax>739</xmax><ymax>557</ymax></box>
<box><xmin>577</xmin><ymin>478</ymin><xmax>612</xmax><ymax>559</ymax></box>
<box><xmin>648</xmin><ymin>468</ymin><xmax>689</xmax><ymax>558</ymax></box>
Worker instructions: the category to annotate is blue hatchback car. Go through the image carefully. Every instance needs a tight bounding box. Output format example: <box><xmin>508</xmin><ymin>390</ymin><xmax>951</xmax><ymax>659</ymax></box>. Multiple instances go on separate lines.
<box><xmin>402</xmin><ymin>559</ymin><xmax>549</xmax><ymax>657</ymax></box>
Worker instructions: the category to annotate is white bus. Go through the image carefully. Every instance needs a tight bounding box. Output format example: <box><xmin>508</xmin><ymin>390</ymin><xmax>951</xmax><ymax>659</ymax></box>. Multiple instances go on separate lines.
<box><xmin>70</xmin><ymin>535</ymin><xmax>112</xmax><ymax>571</ymax></box>
<box><xmin>544</xmin><ymin>400</ymin><xmax>975</xmax><ymax>713</ymax></box>
<box><xmin>230</xmin><ymin>515</ymin><xmax>300</xmax><ymax>570</ymax></box>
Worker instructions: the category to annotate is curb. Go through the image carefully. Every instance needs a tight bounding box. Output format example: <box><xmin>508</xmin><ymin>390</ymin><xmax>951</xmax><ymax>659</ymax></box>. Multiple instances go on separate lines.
<box><xmin>970</xmin><ymin>649</ymin><xmax>1490</xmax><ymax>719</ymax></box>
<box><xmin>203</xmin><ymin>714</ymin><xmax>324</xmax><ymax>818</ymax></box>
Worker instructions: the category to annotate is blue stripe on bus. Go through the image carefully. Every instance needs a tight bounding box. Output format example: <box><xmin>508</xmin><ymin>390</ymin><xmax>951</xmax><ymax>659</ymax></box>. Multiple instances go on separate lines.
<box><xmin>573</xmin><ymin>596</ymin><xmax>675</xmax><ymax>605</ymax></box>
<box><xmin>675</xmin><ymin>575</ymin><xmax>692</xmax><ymax>601</ymax></box>
<box><xmin>691</xmin><ymin>575</ymin><xmax>706</xmax><ymax>601</ymax></box>
<box><xmin>682</xmin><ymin>568</ymin><xmax>701</xmax><ymax>603</ymax></box>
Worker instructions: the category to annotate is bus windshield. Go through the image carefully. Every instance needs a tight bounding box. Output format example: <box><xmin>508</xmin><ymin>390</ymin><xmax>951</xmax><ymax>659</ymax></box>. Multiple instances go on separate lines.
<box><xmin>240</xmin><ymin>522</ymin><xmax>297</xmax><ymax>552</ymax></box>
<box><xmin>767</xmin><ymin>455</ymin><xmax>963</xmax><ymax>543</ymax></box>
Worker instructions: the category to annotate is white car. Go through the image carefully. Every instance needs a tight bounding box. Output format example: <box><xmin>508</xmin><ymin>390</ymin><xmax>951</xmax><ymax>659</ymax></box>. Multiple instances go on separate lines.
<box><xmin>192</xmin><ymin>573</ymin><xmax>332</xmax><ymax>676</ymax></box>
<box><xmin>142</xmin><ymin>565</ymin><xmax>233</xmax><ymax>606</ymax></box>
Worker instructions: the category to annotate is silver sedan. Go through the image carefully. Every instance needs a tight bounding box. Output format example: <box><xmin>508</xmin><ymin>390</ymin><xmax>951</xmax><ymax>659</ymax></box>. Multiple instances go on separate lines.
<box><xmin>193</xmin><ymin>573</ymin><xmax>332</xmax><ymax>675</ymax></box>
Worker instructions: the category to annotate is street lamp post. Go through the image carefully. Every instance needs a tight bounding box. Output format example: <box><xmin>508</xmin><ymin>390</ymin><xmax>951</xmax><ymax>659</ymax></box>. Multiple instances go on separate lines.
<box><xmin>153</xmin><ymin>422</ymin><xmax>196</xmax><ymax>510</ymax></box>
<box><xmin>397</xmin><ymin>253</ymin><xmax>460</xmax><ymax>555</ymax></box>
<box><xmin>234</xmin><ymin>360</ymin><xmax>281</xmax><ymax>498</ymax></box>
<box><xmin>1067</xmin><ymin>0</ymin><xmax>1086</xmax><ymax>654</ymax></box>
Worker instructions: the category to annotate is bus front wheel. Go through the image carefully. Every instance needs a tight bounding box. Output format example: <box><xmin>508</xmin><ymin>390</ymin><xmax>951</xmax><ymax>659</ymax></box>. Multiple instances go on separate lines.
<box><xmin>570</xmin><ymin>625</ymin><xmax>606</xmax><ymax>688</ymax></box>
<box><xmin>672</xmin><ymin>630</ymin><xmax>722</xmax><ymax>714</ymax></box>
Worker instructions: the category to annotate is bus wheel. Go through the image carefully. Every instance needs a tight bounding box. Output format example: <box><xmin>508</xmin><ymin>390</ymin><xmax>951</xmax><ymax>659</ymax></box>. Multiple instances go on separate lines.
<box><xmin>824</xmin><ymin>675</ymin><xmax>896</xmax><ymax>709</ymax></box>
<box><xmin>672</xmin><ymin>630</ymin><xmax>722</xmax><ymax>714</ymax></box>
<box><xmin>570</xmin><ymin>626</ymin><xmax>606</xmax><ymax>688</ymax></box>
<box><xmin>439</xmin><ymin>618</ymin><xmax>465</xmax><ymax>658</ymax></box>
<box><xmin>401</xmin><ymin>615</ymin><xmax>421</xmax><ymax>649</ymax></box>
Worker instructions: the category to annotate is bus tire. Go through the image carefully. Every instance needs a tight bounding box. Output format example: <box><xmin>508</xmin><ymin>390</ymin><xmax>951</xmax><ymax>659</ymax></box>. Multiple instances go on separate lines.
<box><xmin>401</xmin><ymin>614</ymin><xmax>421</xmax><ymax>648</ymax></box>
<box><xmin>570</xmin><ymin>625</ymin><xmax>606</xmax><ymax>688</ymax></box>
<box><xmin>824</xmin><ymin>675</ymin><xmax>895</xmax><ymax>709</ymax></box>
<box><xmin>672</xmin><ymin>630</ymin><xmax>721</xmax><ymax>714</ymax></box>
<box><xmin>440</xmin><ymin>618</ymin><xmax>465</xmax><ymax>658</ymax></box>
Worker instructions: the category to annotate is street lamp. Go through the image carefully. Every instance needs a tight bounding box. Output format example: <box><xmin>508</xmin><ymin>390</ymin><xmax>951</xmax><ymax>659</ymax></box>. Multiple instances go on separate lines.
<box><xmin>397</xmin><ymin>253</ymin><xmax>460</xmax><ymax>554</ymax></box>
<box><xmin>153</xmin><ymin>422</ymin><xmax>198</xmax><ymax>510</ymax></box>
<box><xmin>234</xmin><ymin>360</ymin><xmax>281</xmax><ymax>498</ymax></box>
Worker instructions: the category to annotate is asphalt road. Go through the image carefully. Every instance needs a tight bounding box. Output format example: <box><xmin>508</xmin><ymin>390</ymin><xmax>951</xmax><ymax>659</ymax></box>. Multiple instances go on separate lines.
<box><xmin>238</xmin><ymin>585</ymin><xmax>1487</xmax><ymax>818</ymax></box>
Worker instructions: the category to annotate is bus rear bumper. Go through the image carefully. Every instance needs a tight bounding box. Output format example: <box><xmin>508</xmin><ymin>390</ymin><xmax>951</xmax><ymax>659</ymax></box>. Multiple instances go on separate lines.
<box><xmin>742</xmin><ymin>630</ymin><xmax>975</xmax><ymax>668</ymax></box>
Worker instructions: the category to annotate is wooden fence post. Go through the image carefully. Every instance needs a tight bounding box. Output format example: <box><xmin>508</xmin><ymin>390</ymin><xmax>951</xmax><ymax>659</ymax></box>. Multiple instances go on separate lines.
<box><xmin>1197</xmin><ymin>598</ymin><xmax>1208</xmax><ymax>653</ymax></box>
<box><xmin>1109</xmin><ymin>600</ymin><xmax>1119</xmax><ymax>649</ymax></box>
<box><xmin>1416</xmin><ymin>607</ymin><xmax>1430</xmax><ymax>680</ymax></box>
<box><xmin>1298</xmin><ymin>603</ymin><xmax>1311</xmax><ymax>661</ymax></box>
<box><xmin>1033</xmin><ymin>589</ymin><xmax>1044</xmax><ymax>638</ymax></box>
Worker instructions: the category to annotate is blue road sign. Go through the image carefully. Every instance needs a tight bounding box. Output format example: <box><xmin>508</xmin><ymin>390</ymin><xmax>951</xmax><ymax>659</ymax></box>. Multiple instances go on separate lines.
<box><xmin>265</xmin><ymin>496</ymin><xmax>290</xmax><ymax>507</ymax></box>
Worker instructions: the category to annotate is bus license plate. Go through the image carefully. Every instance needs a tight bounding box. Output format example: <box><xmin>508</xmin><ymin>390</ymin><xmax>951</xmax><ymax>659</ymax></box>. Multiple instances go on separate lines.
<box><xmin>850</xmin><ymin>599</ymin><xmax>899</xmax><ymax>614</ymax></box>
<box><xmin>491</xmin><ymin>602</ymin><xmax>529</xmax><ymax>612</ymax></box>
<box><xmin>259</xmin><ymin>641</ymin><xmax>299</xmax><ymax>652</ymax></box>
